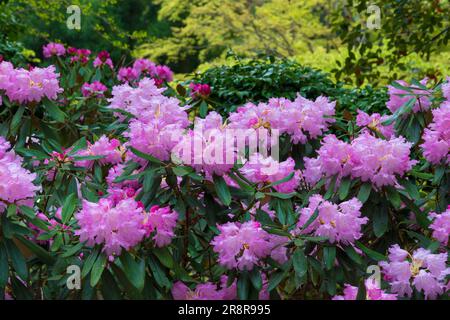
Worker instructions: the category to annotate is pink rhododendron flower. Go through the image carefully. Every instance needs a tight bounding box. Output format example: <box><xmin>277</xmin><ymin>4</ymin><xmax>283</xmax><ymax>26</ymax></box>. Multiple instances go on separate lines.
<box><xmin>240</xmin><ymin>153</ymin><xmax>302</xmax><ymax>193</ymax></box>
<box><xmin>228</xmin><ymin>95</ymin><xmax>335</xmax><ymax>144</ymax></box>
<box><xmin>117</xmin><ymin>67</ymin><xmax>139</xmax><ymax>83</ymax></box>
<box><xmin>387</xmin><ymin>79</ymin><xmax>431</xmax><ymax>113</ymax></box>
<box><xmin>428</xmin><ymin>206</ymin><xmax>450</xmax><ymax>246</ymax></box>
<box><xmin>379</xmin><ymin>245</ymin><xmax>450</xmax><ymax>299</ymax></box>
<box><xmin>93</xmin><ymin>51</ymin><xmax>113</xmax><ymax>69</ymax></box>
<box><xmin>295</xmin><ymin>195</ymin><xmax>368</xmax><ymax>244</ymax></box>
<box><xmin>211</xmin><ymin>221</ymin><xmax>288</xmax><ymax>270</ymax></box>
<box><xmin>42</xmin><ymin>42</ymin><xmax>66</xmax><ymax>58</ymax></box>
<box><xmin>304</xmin><ymin>133</ymin><xmax>416</xmax><ymax>188</ymax></box>
<box><xmin>132</xmin><ymin>58</ymin><xmax>156</xmax><ymax>76</ymax></box>
<box><xmin>1</xmin><ymin>63</ymin><xmax>63</xmax><ymax>104</ymax></box>
<box><xmin>68</xmin><ymin>48</ymin><xmax>91</xmax><ymax>64</ymax></box>
<box><xmin>356</xmin><ymin>109</ymin><xmax>395</xmax><ymax>139</ymax></box>
<box><xmin>190</xmin><ymin>82</ymin><xmax>211</xmax><ymax>100</ymax></box>
<box><xmin>303</xmin><ymin>134</ymin><xmax>354</xmax><ymax>185</ymax></box>
<box><xmin>333</xmin><ymin>279</ymin><xmax>397</xmax><ymax>300</ymax></box>
<box><xmin>421</xmin><ymin>101</ymin><xmax>450</xmax><ymax>164</ymax></box>
<box><xmin>350</xmin><ymin>133</ymin><xmax>417</xmax><ymax>188</ymax></box>
<box><xmin>81</xmin><ymin>81</ymin><xmax>107</xmax><ymax>98</ymax></box>
<box><xmin>0</xmin><ymin>136</ymin><xmax>40</xmax><ymax>212</ymax></box>
<box><xmin>75</xmin><ymin>135</ymin><xmax>125</xmax><ymax>168</ymax></box>
<box><xmin>173</xmin><ymin>113</ymin><xmax>236</xmax><ymax>179</ymax></box>
<box><xmin>75</xmin><ymin>197</ymin><xmax>147</xmax><ymax>257</ymax></box>
<box><xmin>153</xmin><ymin>65</ymin><xmax>173</xmax><ymax>86</ymax></box>
<box><xmin>142</xmin><ymin>205</ymin><xmax>178</xmax><ymax>247</ymax></box>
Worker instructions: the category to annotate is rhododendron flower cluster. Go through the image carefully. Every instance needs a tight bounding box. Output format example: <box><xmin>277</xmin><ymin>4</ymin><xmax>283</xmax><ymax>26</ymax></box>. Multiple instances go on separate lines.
<box><xmin>333</xmin><ymin>279</ymin><xmax>397</xmax><ymax>300</ymax></box>
<box><xmin>67</xmin><ymin>47</ymin><xmax>91</xmax><ymax>64</ymax></box>
<box><xmin>228</xmin><ymin>95</ymin><xmax>335</xmax><ymax>144</ymax></box>
<box><xmin>75</xmin><ymin>135</ymin><xmax>125</xmax><ymax>167</ymax></box>
<box><xmin>42</xmin><ymin>42</ymin><xmax>66</xmax><ymax>58</ymax></box>
<box><xmin>81</xmin><ymin>81</ymin><xmax>108</xmax><ymax>98</ymax></box>
<box><xmin>356</xmin><ymin>109</ymin><xmax>395</xmax><ymax>139</ymax></box>
<box><xmin>142</xmin><ymin>205</ymin><xmax>178</xmax><ymax>247</ymax></box>
<box><xmin>0</xmin><ymin>61</ymin><xmax>63</xmax><ymax>104</ymax></box>
<box><xmin>93</xmin><ymin>51</ymin><xmax>114</xmax><ymax>69</ymax></box>
<box><xmin>428</xmin><ymin>206</ymin><xmax>450</xmax><ymax>246</ymax></box>
<box><xmin>0</xmin><ymin>137</ymin><xmax>40</xmax><ymax>212</ymax></box>
<box><xmin>421</xmin><ymin>102</ymin><xmax>450</xmax><ymax>164</ymax></box>
<box><xmin>75</xmin><ymin>197</ymin><xmax>147</xmax><ymax>257</ymax></box>
<box><xmin>240</xmin><ymin>153</ymin><xmax>302</xmax><ymax>193</ymax></box>
<box><xmin>117</xmin><ymin>58</ymin><xmax>173</xmax><ymax>86</ymax></box>
<box><xmin>172</xmin><ymin>112</ymin><xmax>236</xmax><ymax>178</ymax></box>
<box><xmin>304</xmin><ymin>133</ymin><xmax>416</xmax><ymax>188</ymax></box>
<box><xmin>190</xmin><ymin>82</ymin><xmax>211</xmax><ymax>100</ymax></box>
<box><xmin>295</xmin><ymin>195</ymin><xmax>368</xmax><ymax>244</ymax></box>
<box><xmin>387</xmin><ymin>79</ymin><xmax>431</xmax><ymax>113</ymax></box>
<box><xmin>211</xmin><ymin>221</ymin><xmax>288</xmax><ymax>270</ymax></box>
<box><xmin>379</xmin><ymin>245</ymin><xmax>450</xmax><ymax>299</ymax></box>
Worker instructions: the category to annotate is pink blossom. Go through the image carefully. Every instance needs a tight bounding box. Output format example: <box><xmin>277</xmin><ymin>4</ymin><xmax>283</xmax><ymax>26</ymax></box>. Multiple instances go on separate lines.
<box><xmin>240</xmin><ymin>153</ymin><xmax>302</xmax><ymax>193</ymax></box>
<box><xmin>441</xmin><ymin>77</ymin><xmax>450</xmax><ymax>101</ymax></box>
<box><xmin>190</xmin><ymin>82</ymin><xmax>211</xmax><ymax>100</ymax></box>
<box><xmin>93</xmin><ymin>51</ymin><xmax>113</xmax><ymax>69</ymax></box>
<box><xmin>81</xmin><ymin>81</ymin><xmax>107</xmax><ymax>98</ymax></box>
<box><xmin>132</xmin><ymin>58</ymin><xmax>156</xmax><ymax>75</ymax></box>
<box><xmin>421</xmin><ymin>102</ymin><xmax>450</xmax><ymax>164</ymax></box>
<box><xmin>2</xmin><ymin>64</ymin><xmax>63</xmax><ymax>104</ymax></box>
<box><xmin>142</xmin><ymin>205</ymin><xmax>178</xmax><ymax>247</ymax></box>
<box><xmin>333</xmin><ymin>279</ymin><xmax>397</xmax><ymax>300</ymax></box>
<box><xmin>428</xmin><ymin>207</ymin><xmax>450</xmax><ymax>246</ymax></box>
<box><xmin>75</xmin><ymin>135</ymin><xmax>125</xmax><ymax>168</ymax></box>
<box><xmin>387</xmin><ymin>79</ymin><xmax>431</xmax><ymax>114</ymax></box>
<box><xmin>75</xmin><ymin>197</ymin><xmax>147</xmax><ymax>257</ymax></box>
<box><xmin>211</xmin><ymin>221</ymin><xmax>288</xmax><ymax>270</ymax></box>
<box><xmin>68</xmin><ymin>48</ymin><xmax>91</xmax><ymax>64</ymax></box>
<box><xmin>379</xmin><ymin>245</ymin><xmax>450</xmax><ymax>299</ymax></box>
<box><xmin>295</xmin><ymin>195</ymin><xmax>368</xmax><ymax>244</ymax></box>
<box><xmin>356</xmin><ymin>109</ymin><xmax>395</xmax><ymax>139</ymax></box>
<box><xmin>350</xmin><ymin>133</ymin><xmax>417</xmax><ymax>188</ymax></box>
<box><xmin>42</xmin><ymin>43</ymin><xmax>66</xmax><ymax>58</ymax></box>
<box><xmin>152</xmin><ymin>65</ymin><xmax>173</xmax><ymax>86</ymax></box>
<box><xmin>0</xmin><ymin>136</ymin><xmax>40</xmax><ymax>212</ymax></box>
<box><xmin>117</xmin><ymin>67</ymin><xmax>139</xmax><ymax>83</ymax></box>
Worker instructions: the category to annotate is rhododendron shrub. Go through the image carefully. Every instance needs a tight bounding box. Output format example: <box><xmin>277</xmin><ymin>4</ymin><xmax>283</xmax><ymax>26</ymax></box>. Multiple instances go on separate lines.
<box><xmin>0</xmin><ymin>42</ymin><xmax>448</xmax><ymax>300</ymax></box>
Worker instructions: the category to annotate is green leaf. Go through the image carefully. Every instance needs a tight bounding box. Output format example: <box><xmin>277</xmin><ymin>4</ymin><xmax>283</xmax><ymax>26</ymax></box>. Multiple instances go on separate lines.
<box><xmin>356</xmin><ymin>278</ymin><xmax>367</xmax><ymax>300</ymax></box>
<box><xmin>129</xmin><ymin>147</ymin><xmax>163</xmax><ymax>165</ymax></box>
<box><xmin>338</xmin><ymin>178</ymin><xmax>351</xmax><ymax>200</ymax></box>
<box><xmin>249</xmin><ymin>269</ymin><xmax>262</xmax><ymax>291</ymax></box>
<box><xmin>344</xmin><ymin>245</ymin><xmax>362</xmax><ymax>265</ymax></box>
<box><xmin>399</xmin><ymin>178</ymin><xmax>420</xmax><ymax>200</ymax></box>
<box><xmin>10</xmin><ymin>106</ymin><xmax>25</xmax><ymax>135</ymax></box>
<box><xmin>373</xmin><ymin>209</ymin><xmax>389</xmax><ymax>237</ymax></box>
<box><xmin>292</xmin><ymin>249</ymin><xmax>308</xmax><ymax>278</ymax></box>
<box><xmin>120</xmin><ymin>251</ymin><xmax>146</xmax><ymax>292</ymax></box>
<box><xmin>61</xmin><ymin>193</ymin><xmax>78</xmax><ymax>224</ymax></box>
<box><xmin>199</xmin><ymin>101</ymin><xmax>208</xmax><ymax>118</ymax></box>
<box><xmin>355</xmin><ymin>241</ymin><xmax>387</xmax><ymax>262</ymax></box>
<box><xmin>4</xmin><ymin>239</ymin><xmax>28</xmax><ymax>281</ymax></box>
<box><xmin>148</xmin><ymin>256</ymin><xmax>170</xmax><ymax>288</ymax></box>
<box><xmin>213</xmin><ymin>175</ymin><xmax>231</xmax><ymax>206</ymax></box>
<box><xmin>82</xmin><ymin>248</ymin><xmax>100</xmax><ymax>278</ymax></box>
<box><xmin>267</xmin><ymin>271</ymin><xmax>285</xmax><ymax>292</ymax></box>
<box><xmin>357</xmin><ymin>183</ymin><xmax>371</xmax><ymax>203</ymax></box>
<box><xmin>172</xmin><ymin>166</ymin><xmax>193</xmax><ymax>177</ymax></box>
<box><xmin>324</xmin><ymin>175</ymin><xmax>337</xmax><ymax>200</ymax></box>
<box><xmin>61</xmin><ymin>242</ymin><xmax>84</xmax><ymax>258</ymax></box>
<box><xmin>153</xmin><ymin>247</ymin><xmax>174</xmax><ymax>269</ymax></box>
<box><xmin>237</xmin><ymin>271</ymin><xmax>250</xmax><ymax>300</ymax></box>
<box><xmin>14</xmin><ymin>235</ymin><xmax>55</xmax><ymax>265</ymax></box>
<box><xmin>386</xmin><ymin>187</ymin><xmax>401</xmax><ymax>209</ymax></box>
<box><xmin>0</xmin><ymin>243</ymin><xmax>9</xmax><ymax>288</ymax></box>
<box><xmin>45</xmin><ymin>101</ymin><xmax>67</xmax><ymax>122</ymax></box>
<box><xmin>323</xmin><ymin>246</ymin><xmax>336</xmax><ymax>270</ymax></box>
<box><xmin>90</xmin><ymin>253</ymin><xmax>107</xmax><ymax>287</ymax></box>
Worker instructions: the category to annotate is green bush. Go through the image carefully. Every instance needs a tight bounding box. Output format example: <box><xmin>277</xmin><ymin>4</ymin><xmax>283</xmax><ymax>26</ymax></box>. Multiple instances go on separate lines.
<box><xmin>195</xmin><ymin>56</ymin><xmax>388</xmax><ymax>116</ymax></box>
